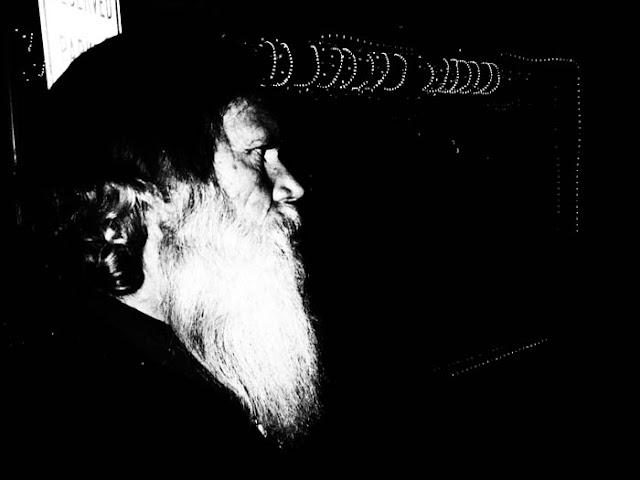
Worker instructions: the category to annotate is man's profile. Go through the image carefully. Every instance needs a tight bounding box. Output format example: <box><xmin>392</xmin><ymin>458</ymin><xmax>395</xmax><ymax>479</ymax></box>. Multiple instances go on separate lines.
<box><xmin>7</xmin><ymin>29</ymin><xmax>321</xmax><ymax>463</ymax></box>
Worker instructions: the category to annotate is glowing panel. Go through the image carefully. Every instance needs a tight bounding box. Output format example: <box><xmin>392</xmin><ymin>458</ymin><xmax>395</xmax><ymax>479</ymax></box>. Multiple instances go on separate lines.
<box><xmin>38</xmin><ymin>0</ymin><xmax>122</xmax><ymax>89</ymax></box>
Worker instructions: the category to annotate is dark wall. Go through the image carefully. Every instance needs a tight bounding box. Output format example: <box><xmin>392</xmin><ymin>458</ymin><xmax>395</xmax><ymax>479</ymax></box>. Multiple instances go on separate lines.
<box><xmin>4</xmin><ymin>1</ymin><xmax>595</xmax><ymax>469</ymax></box>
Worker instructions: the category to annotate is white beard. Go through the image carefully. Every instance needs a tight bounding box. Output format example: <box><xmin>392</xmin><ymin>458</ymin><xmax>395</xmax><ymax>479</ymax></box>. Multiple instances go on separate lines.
<box><xmin>158</xmin><ymin>184</ymin><xmax>320</xmax><ymax>443</ymax></box>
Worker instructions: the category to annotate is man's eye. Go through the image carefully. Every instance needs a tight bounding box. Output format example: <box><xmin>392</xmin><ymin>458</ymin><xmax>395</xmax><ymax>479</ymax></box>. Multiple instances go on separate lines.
<box><xmin>248</xmin><ymin>147</ymin><xmax>267</xmax><ymax>159</ymax></box>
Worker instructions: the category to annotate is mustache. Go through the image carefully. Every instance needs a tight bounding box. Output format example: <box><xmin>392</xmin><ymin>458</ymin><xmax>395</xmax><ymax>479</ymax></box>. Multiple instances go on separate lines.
<box><xmin>269</xmin><ymin>202</ymin><xmax>301</xmax><ymax>234</ymax></box>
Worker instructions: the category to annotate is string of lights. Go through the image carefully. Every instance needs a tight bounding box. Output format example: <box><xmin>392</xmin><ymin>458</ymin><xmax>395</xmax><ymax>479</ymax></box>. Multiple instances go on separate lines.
<box><xmin>339</xmin><ymin>47</ymin><xmax>357</xmax><ymax>89</ymax></box>
<box><xmin>383</xmin><ymin>53</ymin><xmax>407</xmax><ymax>92</ymax></box>
<box><xmin>292</xmin><ymin>44</ymin><xmax>320</xmax><ymax>88</ymax></box>
<box><xmin>500</xmin><ymin>53</ymin><xmax>581</xmax><ymax>233</ymax></box>
<box><xmin>255</xmin><ymin>36</ymin><xmax>502</xmax><ymax>97</ymax></box>
<box><xmin>433</xmin><ymin>338</ymin><xmax>550</xmax><ymax>377</ymax></box>
<box><xmin>14</xmin><ymin>28</ymin><xmax>46</xmax><ymax>83</ymax></box>
<box><xmin>317</xmin><ymin>47</ymin><xmax>343</xmax><ymax>89</ymax></box>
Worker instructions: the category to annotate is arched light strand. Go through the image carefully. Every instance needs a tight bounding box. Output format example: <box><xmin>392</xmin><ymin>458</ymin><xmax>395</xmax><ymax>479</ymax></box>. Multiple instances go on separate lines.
<box><xmin>317</xmin><ymin>47</ymin><xmax>344</xmax><ymax>89</ymax></box>
<box><xmin>293</xmin><ymin>44</ymin><xmax>321</xmax><ymax>88</ymax></box>
<box><xmin>259</xmin><ymin>39</ymin><xmax>278</xmax><ymax>86</ymax></box>
<box><xmin>422</xmin><ymin>58</ymin><xmax>501</xmax><ymax>95</ymax></box>
<box><xmin>339</xmin><ymin>47</ymin><xmax>358</xmax><ymax>89</ymax></box>
<box><xmin>257</xmin><ymin>37</ymin><xmax>502</xmax><ymax>97</ymax></box>
<box><xmin>383</xmin><ymin>53</ymin><xmax>408</xmax><ymax>91</ymax></box>
<box><xmin>271</xmin><ymin>42</ymin><xmax>293</xmax><ymax>87</ymax></box>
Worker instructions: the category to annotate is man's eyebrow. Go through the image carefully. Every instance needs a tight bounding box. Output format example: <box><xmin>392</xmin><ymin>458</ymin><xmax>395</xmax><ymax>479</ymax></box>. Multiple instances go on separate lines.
<box><xmin>246</xmin><ymin>132</ymin><xmax>279</xmax><ymax>150</ymax></box>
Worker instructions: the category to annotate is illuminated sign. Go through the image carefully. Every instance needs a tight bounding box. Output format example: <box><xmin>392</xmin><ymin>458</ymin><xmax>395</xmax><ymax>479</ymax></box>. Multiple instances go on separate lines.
<box><xmin>38</xmin><ymin>0</ymin><xmax>122</xmax><ymax>89</ymax></box>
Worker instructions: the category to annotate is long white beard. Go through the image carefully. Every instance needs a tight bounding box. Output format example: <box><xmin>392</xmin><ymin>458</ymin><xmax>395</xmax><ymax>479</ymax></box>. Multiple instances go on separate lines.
<box><xmin>158</xmin><ymin>185</ymin><xmax>320</xmax><ymax>443</ymax></box>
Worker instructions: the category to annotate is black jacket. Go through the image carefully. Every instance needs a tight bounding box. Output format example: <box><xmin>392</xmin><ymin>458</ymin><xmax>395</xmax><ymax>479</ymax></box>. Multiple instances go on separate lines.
<box><xmin>4</xmin><ymin>232</ymin><xmax>584</xmax><ymax>474</ymax></box>
<box><xmin>2</xmin><ymin>277</ymin><xmax>300</xmax><ymax>472</ymax></box>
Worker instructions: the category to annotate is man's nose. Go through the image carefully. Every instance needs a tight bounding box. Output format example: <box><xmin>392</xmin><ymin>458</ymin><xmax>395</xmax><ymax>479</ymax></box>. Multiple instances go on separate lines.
<box><xmin>265</xmin><ymin>150</ymin><xmax>305</xmax><ymax>203</ymax></box>
<box><xmin>272</xmin><ymin>166</ymin><xmax>305</xmax><ymax>203</ymax></box>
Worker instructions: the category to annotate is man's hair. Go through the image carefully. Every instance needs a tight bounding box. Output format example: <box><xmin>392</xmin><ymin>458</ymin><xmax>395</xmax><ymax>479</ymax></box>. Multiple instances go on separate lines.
<box><xmin>22</xmin><ymin>31</ymin><xmax>263</xmax><ymax>294</ymax></box>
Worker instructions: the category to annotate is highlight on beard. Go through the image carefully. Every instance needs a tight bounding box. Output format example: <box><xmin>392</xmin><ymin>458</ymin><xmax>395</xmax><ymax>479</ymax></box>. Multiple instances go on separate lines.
<box><xmin>157</xmin><ymin>182</ymin><xmax>320</xmax><ymax>443</ymax></box>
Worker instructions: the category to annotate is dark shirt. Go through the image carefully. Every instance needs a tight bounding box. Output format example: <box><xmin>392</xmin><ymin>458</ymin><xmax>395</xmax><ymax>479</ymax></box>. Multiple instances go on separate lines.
<box><xmin>4</xmin><ymin>231</ymin><xmax>583</xmax><ymax>473</ymax></box>
<box><xmin>3</xmin><ymin>277</ymin><xmax>292</xmax><ymax>472</ymax></box>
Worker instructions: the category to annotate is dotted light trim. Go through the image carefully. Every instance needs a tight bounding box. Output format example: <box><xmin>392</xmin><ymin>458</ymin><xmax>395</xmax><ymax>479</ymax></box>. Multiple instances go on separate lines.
<box><xmin>258</xmin><ymin>36</ymin><xmax>501</xmax><ymax>97</ymax></box>
<box><xmin>434</xmin><ymin>338</ymin><xmax>550</xmax><ymax>377</ymax></box>
<box><xmin>421</xmin><ymin>58</ymin><xmax>500</xmax><ymax>95</ymax></box>
<box><xmin>501</xmin><ymin>53</ymin><xmax>582</xmax><ymax>233</ymax></box>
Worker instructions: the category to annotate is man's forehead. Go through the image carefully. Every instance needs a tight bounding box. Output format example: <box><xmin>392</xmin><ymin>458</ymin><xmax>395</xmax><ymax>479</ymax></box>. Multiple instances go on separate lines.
<box><xmin>222</xmin><ymin>99</ymin><xmax>280</xmax><ymax>149</ymax></box>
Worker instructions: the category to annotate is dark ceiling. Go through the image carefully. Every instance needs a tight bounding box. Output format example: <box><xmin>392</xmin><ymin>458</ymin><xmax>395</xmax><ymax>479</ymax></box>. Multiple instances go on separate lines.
<box><xmin>117</xmin><ymin>0</ymin><xmax>594</xmax><ymax>60</ymax></box>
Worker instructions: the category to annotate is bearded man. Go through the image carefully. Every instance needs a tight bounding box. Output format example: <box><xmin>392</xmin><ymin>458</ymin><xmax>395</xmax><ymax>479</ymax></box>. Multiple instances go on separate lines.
<box><xmin>6</xmin><ymin>30</ymin><xmax>321</xmax><ymax>466</ymax></box>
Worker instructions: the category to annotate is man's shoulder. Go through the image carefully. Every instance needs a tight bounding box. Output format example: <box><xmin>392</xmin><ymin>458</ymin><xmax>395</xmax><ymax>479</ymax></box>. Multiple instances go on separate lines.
<box><xmin>2</xmin><ymin>284</ymin><xmax>278</xmax><ymax>461</ymax></box>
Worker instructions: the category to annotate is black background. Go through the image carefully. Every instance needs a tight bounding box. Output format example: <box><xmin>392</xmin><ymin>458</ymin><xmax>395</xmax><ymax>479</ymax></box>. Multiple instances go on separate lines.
<box><xmin>3</xmin><ymin>0</ymin><xmax>603</xmax><ymax>471</ymax></box>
